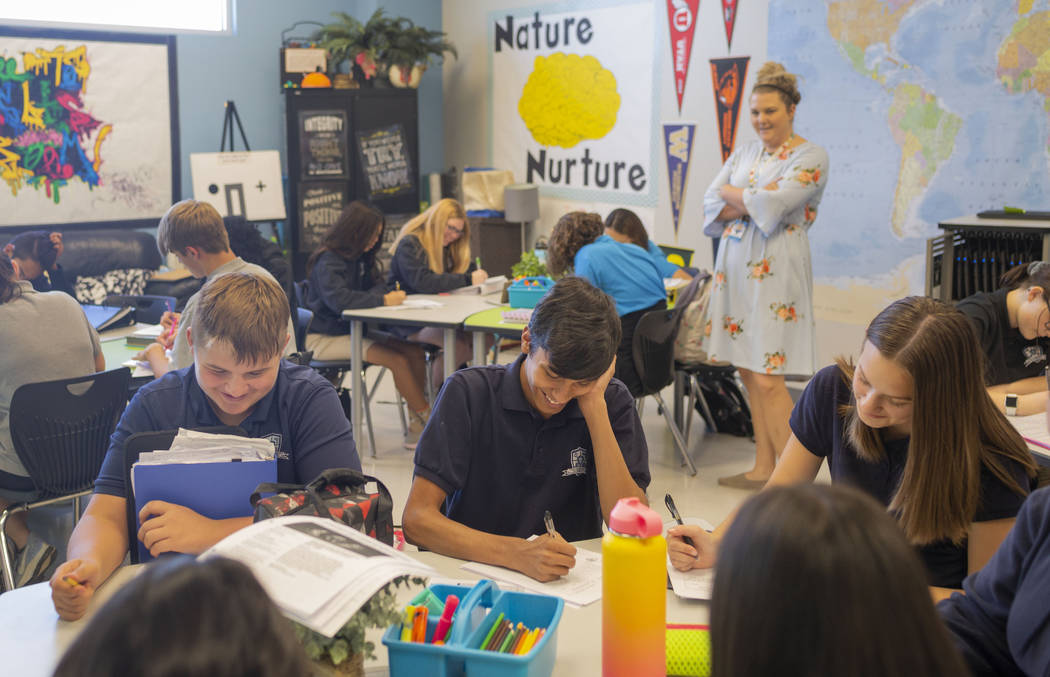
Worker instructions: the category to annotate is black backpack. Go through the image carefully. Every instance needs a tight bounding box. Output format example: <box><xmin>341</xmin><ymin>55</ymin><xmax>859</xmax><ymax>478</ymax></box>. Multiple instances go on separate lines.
<box><xmin>690</xmin><ymin>365</ymin><xmax>754</xmax><ymax>439</ymax></box>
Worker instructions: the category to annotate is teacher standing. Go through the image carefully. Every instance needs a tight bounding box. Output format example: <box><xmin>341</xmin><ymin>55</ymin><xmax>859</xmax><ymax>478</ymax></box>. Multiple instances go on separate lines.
<box><xmin>702</xmin><ymin>62</ymin><xmax>829</xmax><ymax>489</ymax></box>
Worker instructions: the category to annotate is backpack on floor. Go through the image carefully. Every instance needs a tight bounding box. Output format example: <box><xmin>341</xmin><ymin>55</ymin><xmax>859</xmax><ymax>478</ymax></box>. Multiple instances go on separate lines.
<box><xmin>691</xmin><ymin>366</ymin><xmax>754</xmax><ymax>439</ymax></box>
<box><xmin>673</xmin><ymin>273</ymin><xmax>713</xmax><ymax>364</ymax></box>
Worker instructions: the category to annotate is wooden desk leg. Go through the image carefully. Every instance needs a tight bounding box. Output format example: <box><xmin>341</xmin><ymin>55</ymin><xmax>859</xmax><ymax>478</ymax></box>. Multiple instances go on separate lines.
<box><xmin>351</xmin><ymin>321</ymin><xmax>364</xmax><ymax>453</ymax></box>
<box><xmin>472</xmin><ymin>331</ymin><xmax>485</xmax><ymax>367</ymax></box>
<box><xmin>443</xmin><ymin>328</ymin><xmax>457</xmax><ymax>381</ymax></box>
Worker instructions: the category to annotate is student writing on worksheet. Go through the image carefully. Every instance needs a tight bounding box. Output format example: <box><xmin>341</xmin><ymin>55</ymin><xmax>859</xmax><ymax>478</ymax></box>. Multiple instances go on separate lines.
<box><xmin>401</xmin><ymin>277</ymin><xmax>650</xmax><ymax>582</ymax></box>
<box><xmin>50</xmin><ymin>273</ymin><xmax>361</xmax><ymax>621</ymax></box>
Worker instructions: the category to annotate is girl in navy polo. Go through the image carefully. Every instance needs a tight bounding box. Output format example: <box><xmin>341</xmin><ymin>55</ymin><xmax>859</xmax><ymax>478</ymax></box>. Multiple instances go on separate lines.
<box><xmin>669</xmin><ymin>296</ymin><xmax>1037</xmax><ymax>592</ymax></box>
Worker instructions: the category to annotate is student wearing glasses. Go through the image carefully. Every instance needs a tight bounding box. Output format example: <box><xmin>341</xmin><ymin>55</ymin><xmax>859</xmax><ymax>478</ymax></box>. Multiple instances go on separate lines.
<box><xmin>956</xmin><ymin>261</ymin><xmax>1050</xmax><ymax>417</ymax></box>
<box><xmin>388</xmin><ymin>199</ymin><xmax>489</xmax><ymax>379</ymax></box>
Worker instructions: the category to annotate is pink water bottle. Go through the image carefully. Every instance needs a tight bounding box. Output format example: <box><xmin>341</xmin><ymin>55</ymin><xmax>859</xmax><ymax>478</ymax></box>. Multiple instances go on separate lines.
<box><xmin>602</xmin><ymin>497</ymin><xmax>666</xmax><ymax>676</ymax></box>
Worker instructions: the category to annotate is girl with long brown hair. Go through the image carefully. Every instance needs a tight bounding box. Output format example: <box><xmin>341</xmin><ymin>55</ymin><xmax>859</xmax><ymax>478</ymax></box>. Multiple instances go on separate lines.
<box><xmin>668</xmin><ymin>296</ymin><xmax>1037</xmax><ymax>594</ymax></box>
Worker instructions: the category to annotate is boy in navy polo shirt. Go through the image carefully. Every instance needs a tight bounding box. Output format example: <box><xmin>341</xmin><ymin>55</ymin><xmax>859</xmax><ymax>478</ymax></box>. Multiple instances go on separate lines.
<box><xmin>50</xmin><ymin>273</ymin><xmax>360</xmax><ymax>620</ymax></box>
<box><xmin>402</xmin><ymin>277</ymin><xmax>651</xmax><ymax>582</ymax></box>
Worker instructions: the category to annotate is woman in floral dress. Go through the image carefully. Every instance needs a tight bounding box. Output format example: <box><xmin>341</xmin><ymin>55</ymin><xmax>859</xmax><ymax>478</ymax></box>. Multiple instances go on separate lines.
<box><xmin>702</xmin><ymin>62</ymin><xmax>829</xmax><ymax>489</ymax></box>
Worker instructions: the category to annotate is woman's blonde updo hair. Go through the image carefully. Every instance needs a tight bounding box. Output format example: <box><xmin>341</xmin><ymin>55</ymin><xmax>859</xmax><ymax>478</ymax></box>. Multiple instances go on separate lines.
<box><xmin>753</xmin><ymin>61</ymin><xmax>801</xmax><ymax>107</ymax></box>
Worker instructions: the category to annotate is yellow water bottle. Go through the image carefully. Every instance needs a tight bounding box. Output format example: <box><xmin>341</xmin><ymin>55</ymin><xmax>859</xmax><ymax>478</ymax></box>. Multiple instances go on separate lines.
<box><xmin>602</xmin><ymin>497</ymin><xmax>666</xmax><ymax>676</ymax></box>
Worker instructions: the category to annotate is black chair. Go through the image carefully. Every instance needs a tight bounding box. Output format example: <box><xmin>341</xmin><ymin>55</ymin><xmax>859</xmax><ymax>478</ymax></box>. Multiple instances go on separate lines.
<box><xmin>0</xmin><ymin>368</ymin><xmax>132</xmax><ymax>590</ymax></box>
<box><xmin>122</xmin><ymin>427</ymin><xmax>246</xmax><ymax>564</ymax></box>
<box><xmin>295</xmin><ymin>306</ymin><xmax>313</xmax><ymax>354</ymax></box>
<box><xmin>632</xmin><ymin>309</ymin><xmax>696</xmax><ymax>475</ymax></box>
<box><xmin>103</xmin><ymin>294</ymin><xmax>177</xmax><ymax>324</ymax></box>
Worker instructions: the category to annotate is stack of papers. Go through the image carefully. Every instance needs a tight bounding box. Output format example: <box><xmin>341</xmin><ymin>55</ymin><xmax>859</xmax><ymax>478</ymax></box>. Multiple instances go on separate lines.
<box><xmin>125</xmin><ymin>323</ymin><xmax>165</xmax><ymax>347</ymax></box>
<box><xmin>203</xmin><ymin>516</ymin><xmax>436</xmax><ymax>636</ymax></box>
<box><xmin>452</xmin><ymin>275</ymin><xmax>508</xmax><ymax>295</ymax></box>
<box><xmin>461</xmin><ymin>536</ymin><xmax>603</xmax><ymax>607</ymax></box>
<box><xmin>135</xmin><ymin>428</ymin><xmax>276</xmax><ymax>465</ymax></box>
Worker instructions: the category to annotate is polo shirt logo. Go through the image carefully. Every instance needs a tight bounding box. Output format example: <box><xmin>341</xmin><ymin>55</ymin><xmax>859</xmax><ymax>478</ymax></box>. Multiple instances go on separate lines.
<box><xmin>264</xmin><ymin>433</ymin><xmax>287</xmax><ymax>460</ymax></box>
<box><xmin>561</xmin><ymin>447</ymin><xmax>588</xmax><ymax>477</ymax></box>
<box><xmin>1023</xmin><ymin>344</ymin><xmax>1046</xmax><ymax>368</ymax></box>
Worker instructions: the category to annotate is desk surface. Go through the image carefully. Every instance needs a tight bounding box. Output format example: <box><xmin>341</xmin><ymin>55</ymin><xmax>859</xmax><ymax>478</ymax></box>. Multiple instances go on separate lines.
<box><xmin>0</xmin><ymin>540</ymin><xmax>706</xmax><ymax>677</ymax></box>
<box><xmin>462</xmin><ymin>306</ymin><xmax>527</xmax><ymax>337</ymax></box>
<box><xmin>342</xmin><ymin>293</ymin><xmax>501</xmax><ymax>329</ymax></box>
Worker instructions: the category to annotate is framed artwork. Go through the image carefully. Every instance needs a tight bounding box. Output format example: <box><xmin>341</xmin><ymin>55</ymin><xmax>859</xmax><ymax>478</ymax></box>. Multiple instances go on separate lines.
<box><xmin>0</xmin><ymin>25</ymin><xmax>179</xmax><ymax>229</ymax></box>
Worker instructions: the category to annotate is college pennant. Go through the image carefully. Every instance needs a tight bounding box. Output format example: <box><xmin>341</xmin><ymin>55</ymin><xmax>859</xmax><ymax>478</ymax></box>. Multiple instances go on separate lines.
<box><xmin>662</xmin><ymin>123</ymin><xmax>696</xmax><ymax>238</ymax></box>
<box><xmin>709</xmin><ymin>57</ymin><xmax>749</xmax><ymax>162</ymax></box>
<box><xmin>722</xmin><ymin>0</ymin><xmax>739</xmax><ymax>51</ymax></box>
<box><xmin>665</xmin><ymin>0</ymin><xmax>701</xmax><ymax>113</ymax></box>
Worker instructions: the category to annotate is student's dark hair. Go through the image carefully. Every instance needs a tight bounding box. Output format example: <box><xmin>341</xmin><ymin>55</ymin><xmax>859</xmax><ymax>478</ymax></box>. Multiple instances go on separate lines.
<box><xmin>306</xmin><ymin>200</ymin><xmax>386</xmax><ymax>277</ymax></box>
<box><xmin>711</xmin><ymin>484</ymin><xmax>969</xmax><ymax>677</ymax></box>
<box><xmin>7</xmin><ymin>229</ymin><xmax>58</xmax><ymax>269</ymax></box>
<box><xmin>527</xmin><ymin>276</ymin><xmax>620</xmax><ymax>380</ymax></box>
<box><xmin>1000</xmin><ymin>261</ymin><xmax>1050</xmax><ymax>301</ymax></box>
<box><xmin>223</xmin><ymin>215</ymin><xmax>269</xmax><ymax>266</ymax></box>
<box><xmin>52</xmin><ymin>555</ymin><xmax>311</xmax><ymax>677</ymax></box>
<box><xmin>546</xmin><ymin>211</ymin><xmax>603</xmax><ymax>277</ymax></box>
<box><xmin>0</xmin><ymin>252</ymin><xmax>23</xmax><ymax>304</ymax></box>
<box><xmin>604</xmin><ymin>208</ymin><xmax>649</xmax><ymax>249</ymax></box>
<box><xmin>836</xmin><ymin>295</ymin><xmax>1035</xmax><ymax>545</ymax></box>
<box><xmin>193</xmin><ymin>272</ymin><xmax>289</xmax><ymax>363</ymax></box>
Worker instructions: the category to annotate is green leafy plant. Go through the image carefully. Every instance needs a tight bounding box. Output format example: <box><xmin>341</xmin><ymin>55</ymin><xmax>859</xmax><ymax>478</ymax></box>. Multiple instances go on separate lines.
<box><xmin>512</xmin><ymin>251</ymin><xmax>549</xmax><ymax>279</ymax></box>
<box><xmin>293</xmin><ymin>575</ymin><xmax>428</xmax><ymax>666</ymax></box>
<box><xmin>313</xmin><ymin>9</ymin><xmax>456</xmax><ymax>80</ymax></box>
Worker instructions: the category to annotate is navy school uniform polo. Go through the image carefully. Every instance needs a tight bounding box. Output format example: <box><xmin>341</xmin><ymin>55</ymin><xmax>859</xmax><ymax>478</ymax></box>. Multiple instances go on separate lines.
<box><xmin>413</xmin><ymin>354</ymin><xmax>651</xmax><ymax>542</ymax></box>
<box><xmin>94</xmin><ymin>361</ymin><xmax>361</xmax><ymax>497</ymax></box>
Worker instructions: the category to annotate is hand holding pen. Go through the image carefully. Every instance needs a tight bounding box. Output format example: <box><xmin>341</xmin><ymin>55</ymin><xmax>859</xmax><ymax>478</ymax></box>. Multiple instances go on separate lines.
<box><xmin>665</xmin><ymin>493</ymin><xmax>718</xmax><ymax>572</ymax></box>
<box><xmin>517</xmin><ymin>510</ymin><xmax>576</xmax><ymax>582</ymax></box>
<box><xmin>664</xmin><ymin>494</ymin><xmax>694</xmax><ymax>548</ymax></box>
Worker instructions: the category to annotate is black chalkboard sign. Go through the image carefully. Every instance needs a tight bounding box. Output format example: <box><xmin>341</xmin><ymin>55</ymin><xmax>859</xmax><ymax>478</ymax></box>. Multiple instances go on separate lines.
<box><xmin>355</xmin><ymin>124</ymin><xmax>414</xmax><ymax>200</ymax></box>
<box><xmin>299</xmin><ymin>110</ymin><xmax>348</xmax><ymax>180</ymax></box>
<box><xmin>298</xmin><ymin>182</ymin><xmax>346</xmax><ymax>252</ymax></box>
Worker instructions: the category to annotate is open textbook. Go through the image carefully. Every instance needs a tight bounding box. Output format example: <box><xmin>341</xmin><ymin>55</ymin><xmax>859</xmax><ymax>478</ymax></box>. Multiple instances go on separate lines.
<box><xmin>452</xmin><ymin>274</ymin><xmax>508</xmax><ymax>295</ymax></box>
<box><xmin>202</xmin><ymin>516</ymin><xmax>436</xmax><ymax>637</ymax></box>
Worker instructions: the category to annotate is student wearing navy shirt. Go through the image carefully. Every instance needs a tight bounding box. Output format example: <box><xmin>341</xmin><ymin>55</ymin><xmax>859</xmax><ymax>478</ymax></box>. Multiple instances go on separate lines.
<box><xmin>603</xmin><ymin>208</ymin><xmax>692</xmax><ymax>281</ymax></box>
<box><xmin>956</xmin><ymin>261</ymin><xmax>1050</xmax><ymax>417</ymax></box>
<box><xmin>939</xmin><ymin>486</ymin><xmax>1050</xmax><ymax>676</ymax></box>
<box><xmin>51</xmin><ymin>273</ymin><xmax>360</xmax><ymax>621</ymax></box>
<box><xmin>3</xmin><ymin>230</ymin><xmax>76</xmax><ymax>296</ymax></box>
<box><xmin>402</xmin><ymin>277</ymin><xmax>651</xmax><ymax>582</ymax></box>
<box><xmin>547</xmin><ymin>211</ymin><xmax>667</xmax><ymax>397</ymax></box>
<box><xmin>668</xmin><ymin>296</ymin><xmax>1036</xmax><ymax>593</ymax></box>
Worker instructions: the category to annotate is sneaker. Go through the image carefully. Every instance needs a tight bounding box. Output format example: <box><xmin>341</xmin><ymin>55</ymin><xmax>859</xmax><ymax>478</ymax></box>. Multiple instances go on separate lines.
<box><xmin>11</xmin><ymin>534</ymin><xmax>56</xmax><ymax>588</ymax></box>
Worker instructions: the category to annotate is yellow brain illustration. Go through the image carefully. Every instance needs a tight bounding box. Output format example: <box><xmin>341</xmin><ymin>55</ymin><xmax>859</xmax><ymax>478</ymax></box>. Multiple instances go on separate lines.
<box><xmin>518</xmin><ymin>53</ymin><xmax>620</xmax><ymax>149</ymax></box>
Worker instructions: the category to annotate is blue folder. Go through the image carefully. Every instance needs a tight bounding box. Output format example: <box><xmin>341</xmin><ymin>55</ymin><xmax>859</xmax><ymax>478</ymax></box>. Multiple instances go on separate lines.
<box><xmin>131</xmin><ymin>459</ymin><xmax>276</xmax><ymax>562</ymax></box>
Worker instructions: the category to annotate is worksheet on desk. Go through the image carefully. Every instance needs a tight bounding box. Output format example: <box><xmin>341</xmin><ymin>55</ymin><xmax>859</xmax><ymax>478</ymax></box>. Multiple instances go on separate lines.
<box><xmin>665</xmin><ymin>517</ymin><xmax>715</xmax><ymax>600</ymax></box>
<box><xmin>461</xmin><ymin>540</ymin><xmax>603</xmax><ymax>607</ymax></box>
<box><xmin>1010</xmin><ymin>414</ymin><xmax>1050</xmax><ymax>454</ymax></box>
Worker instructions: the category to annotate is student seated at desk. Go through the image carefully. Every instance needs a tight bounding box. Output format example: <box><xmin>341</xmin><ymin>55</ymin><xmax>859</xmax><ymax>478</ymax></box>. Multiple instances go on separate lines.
<box><xmin>136</xmin><ymin>200</ymin><xmax>295</xmax><ymax>378</ymax></box>
<box><xmin>50</xmin><ymin>273</ymin><xmax>361</xmax><ymax>621</ymax></box>
<box><xmin>388</xmin><ymin>198</ymin><xmax>488</xmax><ymax>379</ymax></box>
<box><xmin>603</xmin><ymin>208</ymin><xmax>692</xmax><ymax>281</ymax></box>
<box><xmin>302</xmin><ymin>200</ymin><xmax>430</xmax><ymax>448</ymax></box>
<box><xmin>53</xmin><ymin>555</ymin><xmax>310</xmax><ymax>677</ymax></box>
<box><xmin>0</xmin><ymin>253</ymin><xmax>105</xmax><ymax>587</ymax></box>
<box><xmin>711</xmin><ymin>484</ymin><xmax>968</xmax><ymax>677</ymax></box>
<box><xmin>957</xmin><ymin>261</ymin><xmax>1050</xmax><ymax>417</ymax></box>
<box><xmin>402</xmin><ymin>277</ymin><xmax>650</xmax><ymax>582</ymax></box>
<box><xmin>668</xmin><ymin>296</ymin><xmax>1037</xmax><ymax>595</ymax></box>
<box><xmin>3</xmin><ymin>230</ymin><xmax>75</xmax><ymax>296</ymax></box>
<box><xmin>546</xmin><ymin>211</ymin><xmax>667</xmax><ymax>397</ymax></box>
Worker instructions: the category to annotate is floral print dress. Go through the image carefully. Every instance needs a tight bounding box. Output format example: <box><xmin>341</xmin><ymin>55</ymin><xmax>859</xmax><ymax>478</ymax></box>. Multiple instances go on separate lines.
<box><xmin>702</xmin><ymin>140</ymin><xmax>829</xmax><ymax>375</ymax></box>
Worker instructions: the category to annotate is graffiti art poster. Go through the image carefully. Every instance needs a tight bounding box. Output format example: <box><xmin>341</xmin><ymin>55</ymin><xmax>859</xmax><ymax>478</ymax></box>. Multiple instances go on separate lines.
<box><xmin>722</xmin><ymin>0</ymin><xmax>739</xmax><ymax>52</ymax></box>
<box><xmin>490</xmin><ymin>2</ymin><xmax>656</xmax><ymax>202</ymax></box>
<box><xmin>662</xmin><ymin>123</ymin><xmax>695</xmax><ymax>238</ymax></box>
<box><xmin>0</xmin><ymin>28</ymin><xmax>177</xmax><ymax>228</ymax></box>
<box><xmin>666</xmin><ymin>0</ymin><xmax>700</xmax><ymax>114</ymax></box>
<box><xmin>710</xmin><ymin>56</ymin><xmax>750</xmax><ymax>162</ymax></box>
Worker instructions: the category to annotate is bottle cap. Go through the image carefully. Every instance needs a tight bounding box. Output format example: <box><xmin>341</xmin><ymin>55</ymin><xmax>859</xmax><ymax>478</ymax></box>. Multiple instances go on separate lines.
<box><xmin>608</xmin><ymin>497</ymin><xmax>663</xmax><ymax>538</ymax></box>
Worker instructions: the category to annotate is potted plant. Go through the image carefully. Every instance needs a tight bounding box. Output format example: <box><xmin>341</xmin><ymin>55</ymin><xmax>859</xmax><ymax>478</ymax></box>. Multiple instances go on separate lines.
<box><xmin>313</xmin><ymin>9</ymin><xmax>394</xmax><ymax>86</ymax></box>
<box><xmin>294</xmin><ymin>575</ymin><xmax>427</xmax><ymax>676</ymax></box>
<box><xmin>383</xmin><ymin>20</ymin><xmax>457</xmax><ymax>88</ymax></box>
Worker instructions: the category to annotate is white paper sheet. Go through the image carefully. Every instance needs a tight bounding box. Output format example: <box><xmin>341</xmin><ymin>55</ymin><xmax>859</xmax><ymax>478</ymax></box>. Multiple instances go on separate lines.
<box><xmin>461</xmin><ymin>538</ymin><xmax>603</xmax><ymax>607</ymax></box>
<box><xmin>665</xmin><ymin>517</ymin><xmax>715</xmax><ymax>600</ymax></box>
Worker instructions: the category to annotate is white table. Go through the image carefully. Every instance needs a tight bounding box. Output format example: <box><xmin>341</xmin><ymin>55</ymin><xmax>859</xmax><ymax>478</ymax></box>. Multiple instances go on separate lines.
<box><xmin>0</xmin><ymin>540</ymin><xmax>707</xmax><ymax>677</ymax></box>
<box><xmin>341</xmin><ymin>292</ymin><xmax>502</xmax><ymax>451</ymax></box>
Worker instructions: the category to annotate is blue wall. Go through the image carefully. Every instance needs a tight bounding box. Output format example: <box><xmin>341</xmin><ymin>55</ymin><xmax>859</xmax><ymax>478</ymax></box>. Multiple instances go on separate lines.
<box><xmin>175</xmin><ymin>0</ymin><xmax>444</xmax><ymax>200</ymax></box>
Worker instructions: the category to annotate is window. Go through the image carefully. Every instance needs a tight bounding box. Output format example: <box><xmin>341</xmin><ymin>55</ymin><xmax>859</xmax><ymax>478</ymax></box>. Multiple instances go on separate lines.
<box><xmin>2</xmin><ymin>0</ymin><xmax>233</xmax><ymax>34</ymax></box>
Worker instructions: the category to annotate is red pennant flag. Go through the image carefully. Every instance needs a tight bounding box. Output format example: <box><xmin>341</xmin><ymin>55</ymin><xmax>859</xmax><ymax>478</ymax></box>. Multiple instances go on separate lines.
<box><xmin>666</xmin><ymin>0</ymin><xmax>701</xmax><ymax>113</ymax></box>
<box><xmin>722</xmin><ymin>0</ymin><xmax>739</xmax><ymax>52</ymax></box>
<box><xmin>709</xmin><ymin>57</ymin><xmax>750</xmax><ymax>162</ymax></box>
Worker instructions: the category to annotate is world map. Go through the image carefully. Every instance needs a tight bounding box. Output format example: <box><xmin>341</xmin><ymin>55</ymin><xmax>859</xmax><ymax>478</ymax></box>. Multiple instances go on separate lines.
<box><xmin>768</xmin><ymin>0</ymin><xmax>1050</xmax><ymax>307</ymax></box>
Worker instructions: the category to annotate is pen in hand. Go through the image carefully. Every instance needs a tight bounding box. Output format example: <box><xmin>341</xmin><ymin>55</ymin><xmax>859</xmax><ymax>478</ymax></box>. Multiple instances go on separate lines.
<box><xmin>544</xmin><ymin>510</ymin><xmax>556</xmax><ymax>539</ymax></box>
<box><xmin>395</xmin><ymin>280</ymin><xmax>401</xmax><ymax>292</ymax></box>
<box><xmin>664</xmin><ymin>493</ymin><xmax>695</xmax><ymax>550</ymax></box>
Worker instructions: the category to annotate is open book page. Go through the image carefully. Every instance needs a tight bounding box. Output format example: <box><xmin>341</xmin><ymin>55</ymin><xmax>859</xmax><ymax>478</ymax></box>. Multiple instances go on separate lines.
<box><xmin>665</xmin><ymin>517</ymin><xmax>715</xmax><ymax>600</ymax></box>
<box><xmin>461</xmin><ymin>536</ymin><xmax>602</xmax><ymax>607</ymax></box>
<box><xmin>202</xmin><ymin>516</ymin><xmax>436</xmax><ymax>636</ymax></box>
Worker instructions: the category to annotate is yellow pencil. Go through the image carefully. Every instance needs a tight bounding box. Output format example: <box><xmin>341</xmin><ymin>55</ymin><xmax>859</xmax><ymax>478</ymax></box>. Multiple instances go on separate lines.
<box><xmin>62</xmin><ymin>576</ymin><xmax>83</xmax><ymax>588</ymax></box>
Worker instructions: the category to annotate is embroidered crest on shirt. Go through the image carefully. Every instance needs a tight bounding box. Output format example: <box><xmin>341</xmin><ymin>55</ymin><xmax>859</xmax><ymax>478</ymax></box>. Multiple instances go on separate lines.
<box><xmin>1023</xmin><ymin>344</ymin><xmax>1046</xmax><ymax>368</ymax></box>
<box><xmin>265</xmin><ymin>433</ymin><xmax>287</xmax><ymax>460</ymax></box>
<box><xmin>562</xmin><ymin>447</ymin><xmax>588</xmax><ymax>477</ymax></box>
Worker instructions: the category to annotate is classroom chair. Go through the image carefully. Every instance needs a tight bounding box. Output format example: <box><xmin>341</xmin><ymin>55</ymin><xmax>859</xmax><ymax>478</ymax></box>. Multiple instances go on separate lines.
<box><xmin>632</xmin><ymin>309</ymin><xmax>697</xmax><ymax>475</ymax></box>
<box><xmin>0</xmin><ymin>368</ymin><xmax>132</xmax><ymax>590</ymax></box>
<box><xmin>103</xmin><ymin>294</ymin><xmax>177</xmax><ymax>325</ymax></box>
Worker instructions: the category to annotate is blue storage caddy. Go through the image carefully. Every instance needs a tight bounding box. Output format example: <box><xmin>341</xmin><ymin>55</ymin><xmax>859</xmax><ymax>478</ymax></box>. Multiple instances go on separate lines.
<box><xmin>508</xmin><ymin>277</ymin><xmax>554</xmax><ymax>309</ymax></box>
<box><xmin>382</xmin><ymin>579</ymin><xmax>564</xmax><ymax>677</ymax></box>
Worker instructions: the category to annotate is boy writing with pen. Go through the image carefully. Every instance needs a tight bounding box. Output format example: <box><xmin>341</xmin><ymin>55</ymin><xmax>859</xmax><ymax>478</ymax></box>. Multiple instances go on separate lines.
<box><xmin>402</xmin><ymin>277</ymin><xmax>651</xmax><ymax>582</ymax></box>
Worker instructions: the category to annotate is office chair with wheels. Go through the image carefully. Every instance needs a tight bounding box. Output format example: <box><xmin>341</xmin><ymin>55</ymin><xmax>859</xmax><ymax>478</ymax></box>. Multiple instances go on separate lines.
<box><xmin>103</xmin><ymin>294</ymin><xmax>177</xmax><ymax>324</ymax></box>
<box><xmin>632</xmin><ymin>309</ymin><xmax>696</xmax><ymax>475</ymax></box>
<box><xmin>0</xmin><ymin>368</ymin><xmax>132</xmax><ymax>590</ymax></box>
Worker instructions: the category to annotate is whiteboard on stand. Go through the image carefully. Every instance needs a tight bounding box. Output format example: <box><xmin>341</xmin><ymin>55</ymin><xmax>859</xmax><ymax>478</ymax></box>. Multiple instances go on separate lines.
<box><xmin>190</xmin><ymin>151</ymin><xmax>287</xmax><ymax>221</ymax></box>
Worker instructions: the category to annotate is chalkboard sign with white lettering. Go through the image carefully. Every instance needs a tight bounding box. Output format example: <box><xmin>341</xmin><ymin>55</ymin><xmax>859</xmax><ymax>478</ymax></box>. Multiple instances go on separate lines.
<box><xmin>299</xmin><ymin>110</ymin><xmax>349</xmax><ymax>180</ymax></box>
<box><xmin>298</xmin><ymin>183</ymin><xmax>346</xmax><ymax>252</ymax></box>
<box><xmin>355</xmin><ymin>124</ymin><xmax>414</xmax><ymax>200</ymax></box>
